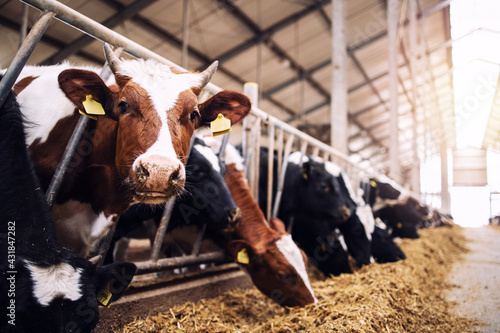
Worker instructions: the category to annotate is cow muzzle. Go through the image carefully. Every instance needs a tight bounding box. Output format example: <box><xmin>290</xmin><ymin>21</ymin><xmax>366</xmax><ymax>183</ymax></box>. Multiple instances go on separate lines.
<box><xmin>132</xmin><ymin>155</ymin><xmax>186</xmax><ymax>204</ymax></box>
<box><xmin>336</xmin><ymin>206</ymin><xmax>351</xmax><ymax>223</ymax></box>
<box><xmin>227</xmin><ymin>207</ymin><xmax>241</xmax><ymax>226</ymax></box>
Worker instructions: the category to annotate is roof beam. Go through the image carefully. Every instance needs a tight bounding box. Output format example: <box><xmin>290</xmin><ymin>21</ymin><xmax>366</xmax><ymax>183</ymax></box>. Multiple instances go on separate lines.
<box><xmin>102</xmin><ymin>0</ymin><xmax>297</xmax><ymax>116</ymax></box>
<box><xmin>0</xmin><ymin>14</ymin><xmax>102</xmax><ymax>64</ymax></box>
<box><xmin>259</xmin><ymin>0</ymin><xmax>449</xmax><ymax>101</ymax></box>
<box><xmin>215</xmin><ymin>0</ymin><xmax>331</xmax><ymax>106</ymax></box>
<box><xmin>211</xmin><ymin>0</ymin><xmax>331</xmax><ymax>65</ymax></box>
<box><xmin>40</xmin><ymin>0</ymin><xmax>158</xmax><ymax>65</ymax></box>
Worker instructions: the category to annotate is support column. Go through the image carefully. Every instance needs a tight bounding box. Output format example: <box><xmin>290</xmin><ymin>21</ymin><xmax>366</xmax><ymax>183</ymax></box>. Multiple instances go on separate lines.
<box><xmin>440</xmin><ymin>140</ymin><xmax>450</xmax><ymax>212</ymax></box>
<box><xmin>330</xmin><ymin>0</ymin><xmax>348</xmax><ymax>154</ymax></box>
<box><xmin>388</xmin><ymin>0</ymin><xmax>401</xmax><ymax>181</ymax></box>
<box><xmin>409</xmin><ymin>0</ymin><xmax>421</xmax><ymax>193</ymax></box>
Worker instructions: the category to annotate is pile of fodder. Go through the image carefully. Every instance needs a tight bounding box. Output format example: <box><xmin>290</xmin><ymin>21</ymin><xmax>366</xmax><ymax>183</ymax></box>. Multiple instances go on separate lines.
<box><xmin>119</xmin><ymin>226</ymin><xmax>481</xmax><ymax>332</ymax></box>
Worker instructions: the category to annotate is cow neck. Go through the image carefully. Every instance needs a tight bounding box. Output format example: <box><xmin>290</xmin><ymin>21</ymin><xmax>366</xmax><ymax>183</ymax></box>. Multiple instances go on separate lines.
<box><xmin>224</xmin><ymin>163</ymin><xmax>272</xmax><ymax>248</ymax></box>
<box><xmin>1</xmin><ymin>87</ymin><xmax>60</xmax><ymax>264</ymax></box>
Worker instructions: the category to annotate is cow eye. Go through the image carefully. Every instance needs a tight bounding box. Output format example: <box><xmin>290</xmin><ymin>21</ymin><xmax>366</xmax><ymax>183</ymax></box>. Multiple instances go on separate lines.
<box><xmin>320</xmin><ymin>182</ymin><xmax>330</xmax><ymax>193</ymax></box>
<box><xmin>190</xmin><ymin>110</ymin><xmax>200</xmax><ymax>122</ymax></box>
<box><xmin>118</xmin><ymin>101</ymin><xmax>129</xmax><ymax>114</ymax></box>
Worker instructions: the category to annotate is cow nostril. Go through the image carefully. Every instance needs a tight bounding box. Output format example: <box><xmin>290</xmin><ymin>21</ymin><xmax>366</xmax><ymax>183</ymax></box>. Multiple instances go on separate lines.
<box><xmin>170</xmin><ymin>167</ymin><xmax>184</xmax><ymax>185</ymax></box>
<box><xmin>135</xmin><ymin>163</ymin><xmax>150</xmax><ymax>179</ymax></box>
<box><xmin>228</xmin><ymin>207</ymin><xmax>240</xmax><ymax>220</ymax></box>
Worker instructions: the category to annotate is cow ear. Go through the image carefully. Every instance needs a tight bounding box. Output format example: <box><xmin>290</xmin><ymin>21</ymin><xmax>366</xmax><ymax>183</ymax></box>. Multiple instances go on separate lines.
<box><xmin>58</xmin><ymin>69</ymin><xmax>117</xmax><ymax>120</ymax></box>
<box><xmin>92</xmin><ymin>262</ymin><xmax>136</xmax><ymax>307</ymax></box>
<box><xmin>227</xmin><ymin>240</ymin><xmax>256</xmax><ymax>265</ymax></box>
<box><xmin>197</xmin><ymin>90</ymin><xmax>251</xmax><ymax>128</ymax></box>
<box><xmin>269</xmin><ymin>217</ymin><xmax>286</xmax><ymax>233</ymax></box>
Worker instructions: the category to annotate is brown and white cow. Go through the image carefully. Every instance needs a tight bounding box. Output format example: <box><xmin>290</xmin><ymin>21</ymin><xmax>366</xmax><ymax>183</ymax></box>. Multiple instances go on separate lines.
<box><xmin>203</xmin><ymin>136</ymin><xmax>317</xmax><ymax>307</ymax></box>
<box><xmin>7</xmin><ymin>44</ymin><xmax>251</xmax><ymax>257</ymax></box>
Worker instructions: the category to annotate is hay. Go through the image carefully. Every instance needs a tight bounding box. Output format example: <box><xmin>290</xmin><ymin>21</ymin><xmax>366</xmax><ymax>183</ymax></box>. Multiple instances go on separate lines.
<box><xmin>118</xmin><ymin>226</ymin><xmax>481</xmax><ymax>332</ymax></box>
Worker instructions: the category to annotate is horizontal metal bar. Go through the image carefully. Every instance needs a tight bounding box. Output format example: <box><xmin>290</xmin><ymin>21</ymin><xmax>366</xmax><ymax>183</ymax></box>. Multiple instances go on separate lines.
<box><xmin>22</xmin><ymin>0</ymin><xmax>182</xmax><ymax>70</ymax></box>
<box><xmin>134</xmin><ymin>251</ymin><xmax>228</xmax><ymax>275</ymax></box>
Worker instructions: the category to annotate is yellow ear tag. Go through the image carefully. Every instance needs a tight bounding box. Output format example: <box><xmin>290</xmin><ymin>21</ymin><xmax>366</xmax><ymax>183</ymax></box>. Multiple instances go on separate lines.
<box><xmin>370</xmin><ymin>180</ymin><xmax>377</xmax><ymax>188</ymax></box>
<box><xmin>96</xmin><ymin>282</ymin><xmax>112</xmax><ymax>308</ymax></box>
<box><xmin>82</xmin><ymin>95</ymin><xmax>105</xmax><ymax>116</ymax></box>
<box><xmin>236</xmin><ymin>248</ymin><xmax>249</xmax><ymax>264</ymax></box>
<box><xmin>78</xmin><ymin>109</ymin><xmax>98</xmax><ymax>120</ymax></box>
<box><xmin>210</xmin><ymin>113</ymin><xmax>231</xmax><ymax>136</ymax></box>
<box><xmin>397</xmin><ymin>222</ymin><xmax>403</xmax><ymax>229</ymax></box>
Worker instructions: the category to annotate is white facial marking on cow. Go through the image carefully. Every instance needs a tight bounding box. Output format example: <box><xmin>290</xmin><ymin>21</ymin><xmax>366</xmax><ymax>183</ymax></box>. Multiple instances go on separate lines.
<box><xmin>24</xmin><ymin>260</ymin><xmax>83</xmax><ymax>306</ymax></box>
<box><xmin>119</xmin><ymin>60</ymin><xmax>204</xmax><ymax>176</ymax></box>
<box><xmin>324</xmin><ymin>161</ymin><xmax>341</xmax><ymax>177</ymax></box>
<box><xmin>287</xmin><ymin>151</ymin><xmax>308</xmax><ymax>165</ymax></box>
<box><xmin>194</xmin><ymin>144</ymin><xmax>221</xmax><ymax>174</ymax></box>
<box><xmin>375</xmin><ymin>217</ymin><xmax>386</xmax><ymax>229</ymax></box>
<box><xmin>337</xmin><ymin>232</ymin><xmax>348</xmax><ymax>252</ymax></box>
<box><xmin>276</xmin><ymin>235</ymin><xmax>318</xmax><ymax>303</ymax></box>
<box><xmin>355</xmin><ymin>205</ymin><xmax>375</xmax><ymax>241</ymax></box>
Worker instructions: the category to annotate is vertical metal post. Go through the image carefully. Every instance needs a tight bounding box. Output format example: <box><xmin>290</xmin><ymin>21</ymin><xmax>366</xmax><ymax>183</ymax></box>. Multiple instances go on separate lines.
<box><xmin>46</xmin><ymin>117</ymin><xmax>90</xmax><ymax>206</ymax></box>
<box><xmin>409</xmin><ymin>0</ymin><xmax>420</xmax><ymax>194</ymax></box>
<box><xmin>272</xmin><ymin>134</ymin><xmax>295</xmax><ymax>218</ymax></box>
<box><xmin>312</xmin><ymin>146</ymin><xmax>320</xmax><ymax>157</ymax></box>
<box><xmin>266</xmin><ymin>122</ymin><xmax>275</xmax><ymax>220</ymax></box>
<box><xmin>181</xmin><ymin>0</ymin><xmax>189</xmax><ymax>68</ymax></box>
<box><xmin>253</xmin><ymin>118</ymin><xmax>261</xmax><ymax>201</ymax></box>
<box><xmin>300</xmin><ymin>140</ymin><xmax>308</xmax><ymax>157</ymax></box>
<box><xmin>440</xmin><ymin>141</ymin><xmax>450</xmax><ymax>212</ymax></box>
<box><xmin>243</xmin><ymin>82</ymin><xmax>260</xmax><ymax>201</ymax></box>
<box><xmin>150</xmin><ymin>197</ymin><xmax>176</xmax><ymax>262</ymax></box>
<box><xmin>387</xmin><ymin>0</ymin><xmax>401</xmax><ymax>182</ymax></box>
<box><xmin>276</xmin><ymin>127</ymin><xmax>284</xmax><ymax>177</ymax></box>
<box><xmin>191</xmin><ymin>223</ymin><xmax>207</xmax><ymax>256</ymax></box>
<box><xmin>0</xmin><ymin>10</ymin><xmax>55</xmax><ymax>108</ymax></box>
<box><xmin>331</xmin><ymin>0</ymin><xmax>348</xmax><ymax>154</ymax></box>
<box><xmin>19</xmin><ymin>4</ymin><xmax>29</xmax><ymax>49</ymax></box>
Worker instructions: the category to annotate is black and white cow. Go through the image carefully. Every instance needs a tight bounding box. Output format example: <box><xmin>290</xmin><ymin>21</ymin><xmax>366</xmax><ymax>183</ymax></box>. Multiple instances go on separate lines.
<box><xmin>256</xmin><ymin>149</ymin><xmax>371</xmax><ymax>276</ymax></box>
<box><xmin>104</xmin><ymin>136</ymin><xmax>239</xmax><ymax>264</ymax></box>
<box><xmin>362</xmin><ymin>177</ymin><xmax>427</xmax><ymax>239</ymax></box>
<box><xmin>0</xmin><ymin>77</ymin><xmax>135</xmax><ymax>333</ymax></box>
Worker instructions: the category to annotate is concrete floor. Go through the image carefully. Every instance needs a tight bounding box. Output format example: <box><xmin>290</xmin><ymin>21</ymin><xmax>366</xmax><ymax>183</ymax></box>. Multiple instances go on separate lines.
<box><xmin>447</xmin><ymin>225</ymin><xmax>500</xmax><ymax>333</ymax></box>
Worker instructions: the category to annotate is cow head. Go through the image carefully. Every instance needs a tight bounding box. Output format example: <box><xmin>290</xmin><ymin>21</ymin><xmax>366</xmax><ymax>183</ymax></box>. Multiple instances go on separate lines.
<box><xmin>371</xmin><ymin>223</ymin><xmax>406</xmax><ymax>263</ymax></box>
<box><xmin>13</xmin><ymin>253</ymin><xmax>135</xmax><ymax>333</ymax></box>
<box><xmin>228</xmin><ymin>217</ymin><xmax>317</xmax><ymax>307</ymax></box>
<box><xmin>58</xmin><ymin>44</ymin><xmax>251</xmax><ymax>205</ymax></box>
<box><xmin>375</xmin><ymin>203</ymin><xmax>421</xmax><ymax>239</ymax></box>
<box><xmin>172</xmin><ymin>137</ymin><xmax>239</xmax><ymax>229</ymax></box>
<box><xmin>284</xmin><ymin>153</ymin><xmax>352</xmax><ymax>224</ymax></box>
